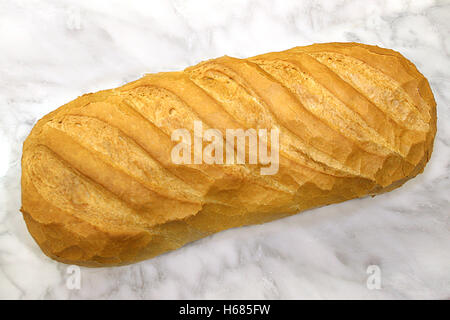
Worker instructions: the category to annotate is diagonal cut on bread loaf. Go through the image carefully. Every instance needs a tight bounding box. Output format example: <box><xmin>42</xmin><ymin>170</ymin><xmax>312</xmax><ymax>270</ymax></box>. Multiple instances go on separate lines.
<box><xmin>20</xmin><ymin>42</ymin><xmax>437</xmax><ymax>267</ymax></box>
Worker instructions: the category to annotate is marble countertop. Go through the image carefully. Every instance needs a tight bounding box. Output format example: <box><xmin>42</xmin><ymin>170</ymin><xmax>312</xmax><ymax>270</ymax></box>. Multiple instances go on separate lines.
<box><xmin>0</xmin><ymin>0</ymin><xmax>449</xmax><ymax>299</ymax></box>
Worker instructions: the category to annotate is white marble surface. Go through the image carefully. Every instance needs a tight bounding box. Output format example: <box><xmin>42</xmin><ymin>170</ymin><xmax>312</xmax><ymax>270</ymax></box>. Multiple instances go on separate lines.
<box><xmin>0</xmin><ymin>0</ymin><xmax>449</xmax><ymax>300</ymax></box>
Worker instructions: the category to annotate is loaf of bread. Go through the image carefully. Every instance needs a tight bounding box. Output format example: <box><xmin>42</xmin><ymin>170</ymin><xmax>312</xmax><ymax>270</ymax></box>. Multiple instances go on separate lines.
<box><xmin>21</xmin><ymin>42</ymin><xmax>437</xmax><ymax>267</ymax></box>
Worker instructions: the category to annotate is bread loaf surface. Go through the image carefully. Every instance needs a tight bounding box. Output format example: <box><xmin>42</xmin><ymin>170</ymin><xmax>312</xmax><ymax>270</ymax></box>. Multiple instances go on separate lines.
<box><xmin>21</xmin><ymin>42</ymin><xmax>437</xmax><ymax>267</ymax></box>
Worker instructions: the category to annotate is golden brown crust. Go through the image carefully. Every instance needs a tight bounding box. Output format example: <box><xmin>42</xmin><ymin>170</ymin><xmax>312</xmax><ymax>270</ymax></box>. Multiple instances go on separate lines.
<box><xmin>20</xmin><ymin>42</ymin><xmax>437</xmax><ymax>267</ymax></box>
